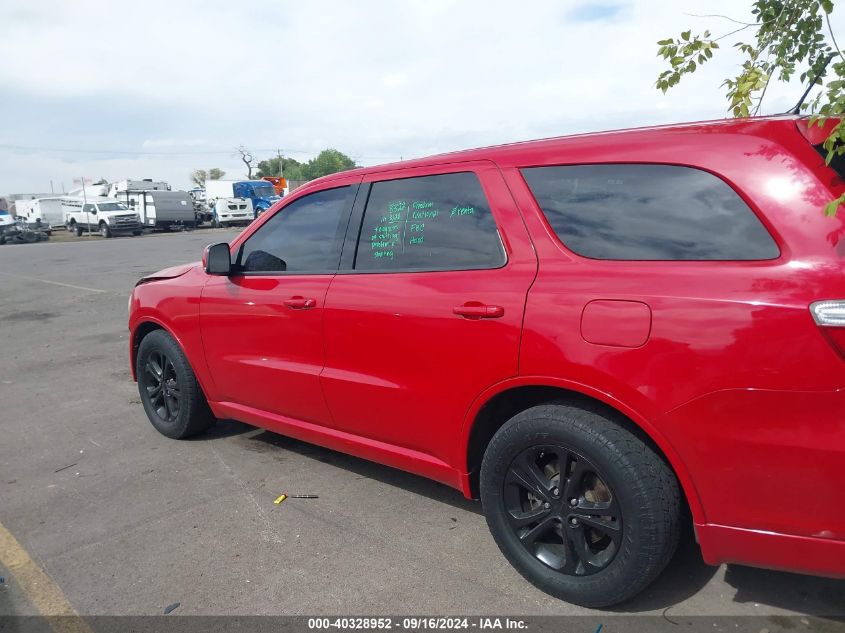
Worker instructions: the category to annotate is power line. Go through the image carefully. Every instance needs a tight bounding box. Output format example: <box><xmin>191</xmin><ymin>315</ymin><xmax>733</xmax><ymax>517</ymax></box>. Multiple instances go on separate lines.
<box><xmin>0</xmin><ymin>143</ymin><xmax>404</xmax><ymax>161</ymax></box>
<box><xmin>0</xmin><ymin>143</ymin><xmax>308</xmax><ymax>156</ymax></box>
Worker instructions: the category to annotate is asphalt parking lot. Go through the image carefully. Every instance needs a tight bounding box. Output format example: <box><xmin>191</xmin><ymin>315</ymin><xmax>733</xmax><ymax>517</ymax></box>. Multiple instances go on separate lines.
<box><xmin>1</xmin><ymin>230</ymin><xmax>844</xmax><ymax>620</ymax></box>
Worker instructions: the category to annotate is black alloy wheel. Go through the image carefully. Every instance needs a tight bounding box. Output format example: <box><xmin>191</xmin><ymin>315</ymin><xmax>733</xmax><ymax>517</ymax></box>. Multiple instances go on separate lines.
<box><xmin>142</xmin><ymin>350</ymin><xmax>181</xmax><ymax>423</ymax></box>
<box><xmin>480</xmin><ymin>403</ymin><xmax>681</xmax><ymax>607</ymax></box>
<box><xmin>135</xmin><ymin>329</ymin><xmax>216</xmax><ymax>439</ymax></box>
<box><xmin>504</xmin><ymin>444</ymin><xmax>621</xmax><ymax>576</ymax></box>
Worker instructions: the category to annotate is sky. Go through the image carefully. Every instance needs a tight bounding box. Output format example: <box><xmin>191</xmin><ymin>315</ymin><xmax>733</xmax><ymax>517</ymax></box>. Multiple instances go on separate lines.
<box><xmin>2</xmin><ymin>0</ymin><xmax>843</xmax><ymax>194</ymax></box>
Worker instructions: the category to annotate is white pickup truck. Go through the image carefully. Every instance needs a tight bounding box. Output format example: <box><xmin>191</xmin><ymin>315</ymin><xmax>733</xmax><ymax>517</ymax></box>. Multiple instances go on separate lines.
<box><xmin>62</xmin><ymin>197</ymin><xmax>143</xmax><ymax>238</ymax></box>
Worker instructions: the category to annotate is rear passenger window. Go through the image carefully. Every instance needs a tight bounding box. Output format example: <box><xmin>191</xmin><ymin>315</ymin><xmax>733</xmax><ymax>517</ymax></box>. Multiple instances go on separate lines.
<box><xmin>522</xmin><ymin>164</ymin><xmax>779</xmax><ymax>260</ymax></box>
<box><xmin>354</xmin><ymin>172</ymin><xmax>505</xmax><ymax>272</ymax></box>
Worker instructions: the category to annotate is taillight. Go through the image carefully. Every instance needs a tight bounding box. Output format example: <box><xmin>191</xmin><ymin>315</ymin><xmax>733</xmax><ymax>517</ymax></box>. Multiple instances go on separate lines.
<box><xmin>811</xmin><ymin>300</ymin><xmax>845</xmax><ymax>359</ymax></box>
<box><xmin>811</xmin><ymin>300</ymin><xmax>845</xmax><ymax>325</ymax></box>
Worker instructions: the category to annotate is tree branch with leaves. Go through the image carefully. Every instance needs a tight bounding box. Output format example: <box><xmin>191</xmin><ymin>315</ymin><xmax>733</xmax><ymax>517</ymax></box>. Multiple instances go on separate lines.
<box><xmin>656</xmin><ymin>0</ymin><xmax>845</xmax><ymax>215</ymax></box>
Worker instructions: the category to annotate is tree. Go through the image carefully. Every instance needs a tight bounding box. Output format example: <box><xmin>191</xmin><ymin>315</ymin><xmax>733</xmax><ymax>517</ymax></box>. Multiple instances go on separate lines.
<box><xmin>256</xmin><ymin>155</ymin><xmax>306</xmax><ymax>181</ymax></box>
<box><xmin>236</xmin><ymin>146</ymin><xmax>256</xmax><ymax>179</ymax></box>
<box><xmin>189</xmin><ymin>168</ymin><xmax>225</xmax><ymax>188</ymax></box>
<box><xmin>656</xmin><ymin>0</ymin><xmax>845</xmax><ymax>214</ymax></box>
<box><xmin>190</xmin><ymin>169</ymin><xmax>207</xmax><ymax>187</ymax></box>
<box><xmin>256</xmin><ymin>149</ymin><xmax>357</xmax><ymax>181</ymax></box>
<box><xmin>308</xmin><ymin>149</ymin><xmax>357</xmax><ymax>178</ymax></box>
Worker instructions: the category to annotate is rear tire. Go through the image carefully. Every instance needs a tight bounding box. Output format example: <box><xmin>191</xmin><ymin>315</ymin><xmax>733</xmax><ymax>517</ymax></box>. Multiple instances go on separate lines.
<box><xmin>136</xmin><ymin>329</ymin><xmax>216</xmax><ymax>439</ymax></box>
<box><xmin>480</xmin><ymin>402</ymin><xmax>680</xmax><ymax>608</ymax></box>
<box><xmin>72</xmin><ymin>223</ymin><xmax>83</xmax><ymax>237</ymax></box>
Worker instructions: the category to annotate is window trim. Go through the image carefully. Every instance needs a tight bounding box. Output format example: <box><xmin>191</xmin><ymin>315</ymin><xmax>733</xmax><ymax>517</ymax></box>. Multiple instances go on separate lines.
<box><xmin>519</xmin><ymin>161</ymin><xmax>782</xmax><ymax>263</ymax></box>
<box><xmin>230</xmin><ymin>183</ymin><xmax>359</xmax><ymax>277</ymax></box>
<box><xmin>342</xmin><ymin>169</ymin><xmax>508</xmax><ymax>275</ymax></box>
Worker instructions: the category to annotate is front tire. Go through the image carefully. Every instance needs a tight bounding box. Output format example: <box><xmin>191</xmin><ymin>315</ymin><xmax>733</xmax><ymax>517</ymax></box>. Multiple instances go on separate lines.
<box><xmin>480</xmin><ymin>403</ymin><xmax>680</xmax><ymax>608</ymax></box>
<box><xmin>136</xmin><ymin>329</ymin><xmax>215</xmax><ymax>439</ymax></box>
<box><xmin>99</xmin><ymin>222</ymin><xmax>111</xmax><ymax>238</ymax></box>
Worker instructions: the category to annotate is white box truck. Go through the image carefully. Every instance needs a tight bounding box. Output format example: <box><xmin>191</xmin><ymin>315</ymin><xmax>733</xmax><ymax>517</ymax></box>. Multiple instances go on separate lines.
<box><xmin>14</xmin><ymin>198</ymin><xmax>64</xmax><ymax>231</ymax></box>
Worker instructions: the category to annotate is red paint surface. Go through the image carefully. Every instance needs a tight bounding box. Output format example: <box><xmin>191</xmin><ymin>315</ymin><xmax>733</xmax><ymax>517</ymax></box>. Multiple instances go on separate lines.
<box><xmin>130</xmin><ymin>115</ymin><xmax>845</xmax><ymax>580</ymax></box>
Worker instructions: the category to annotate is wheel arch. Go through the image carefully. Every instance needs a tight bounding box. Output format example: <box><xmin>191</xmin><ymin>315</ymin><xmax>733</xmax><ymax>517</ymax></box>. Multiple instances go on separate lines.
<box><xmin>130</xmin><ymin>319</ymin><xmax>165</xmax><ymax>380</ymax></box>
<box><xmin>460</xmin><ymin>378</ymin><xmax>704</xmax><ymax>525</ymax></box>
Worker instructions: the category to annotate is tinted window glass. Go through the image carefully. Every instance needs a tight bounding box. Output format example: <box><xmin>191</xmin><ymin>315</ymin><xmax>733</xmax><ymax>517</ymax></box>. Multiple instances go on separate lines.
<box><xmin>355</xmin><ymin>172</ymin><xmax>505</xmax><ymax>271</ymax></box>
<box><xmin>238</xmin><ymin>186</ymin><xmax>349</xmax><ymax>273</ymax></box>
<box><xmin>522</xmin><ymin>164</ymin><xmax>779</xmax><ymax>260</ymax></box>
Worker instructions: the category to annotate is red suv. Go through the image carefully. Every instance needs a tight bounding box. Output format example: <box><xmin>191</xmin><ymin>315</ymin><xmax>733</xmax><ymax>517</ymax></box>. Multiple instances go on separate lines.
<box><xmin>130</xmin><ymin>115</ymin><xmax>845</xmax><ymax>607</ymax></box>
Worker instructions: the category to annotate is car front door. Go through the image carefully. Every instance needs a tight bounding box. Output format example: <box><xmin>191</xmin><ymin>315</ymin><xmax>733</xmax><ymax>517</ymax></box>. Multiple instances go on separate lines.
<box><xmin>200</xmin><ymin>180</ymin><xmax>359</xmax><ymax>424</ymax></box>
<box><xmin>320</xmin><ymin>162</ymin><xmax>537</xmax><ymax>474</ymax></box>
<box><xmin>82</xmin><ymin>203</ymin><xmax>96</xmax><ymax>230</ymax></box>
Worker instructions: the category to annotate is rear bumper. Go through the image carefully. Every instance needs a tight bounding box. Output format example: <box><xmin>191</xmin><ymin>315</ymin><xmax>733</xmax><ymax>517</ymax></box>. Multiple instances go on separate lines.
<box><xmin>697</xmin><ymin>523</ymin><xmax>845</xmax><ymax>578</ymax></box>
<box><xmin>658</xmin><ymin>388</ymin><xmax>845</xmax><ymax>539</ymax></box>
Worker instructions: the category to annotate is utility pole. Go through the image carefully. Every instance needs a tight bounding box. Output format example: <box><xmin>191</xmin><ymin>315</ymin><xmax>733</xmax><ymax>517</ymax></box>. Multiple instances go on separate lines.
<box><xmin>277</xmin><ymin>149</ymin><xmax>284</xmax><ymax>178</ymax></box>
<box><xmin>81</xmin><ymin>177</ymin><xmax>91</xmax><ymax>236</ymax></box>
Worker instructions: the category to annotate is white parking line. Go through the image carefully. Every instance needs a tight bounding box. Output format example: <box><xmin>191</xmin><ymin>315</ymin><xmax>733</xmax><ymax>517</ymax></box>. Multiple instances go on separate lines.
<box><xmin>0</xmin><ymin>271</ymin><xmax>106</xmax><ymax>294</ymax></box>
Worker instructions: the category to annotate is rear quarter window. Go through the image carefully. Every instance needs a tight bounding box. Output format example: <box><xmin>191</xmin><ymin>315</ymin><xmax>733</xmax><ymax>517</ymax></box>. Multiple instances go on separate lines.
<box><xmin>521</xmin><ymin>164</ymin><xmax>779</xmax><ymax>260</ymax></box>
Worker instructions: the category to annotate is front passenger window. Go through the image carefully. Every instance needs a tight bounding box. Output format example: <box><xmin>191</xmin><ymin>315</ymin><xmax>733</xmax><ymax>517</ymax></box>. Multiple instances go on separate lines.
<box><xmin>237</xmin><ymin>186</ymin><xmax>351</xmax><ymax>273</ymax></box>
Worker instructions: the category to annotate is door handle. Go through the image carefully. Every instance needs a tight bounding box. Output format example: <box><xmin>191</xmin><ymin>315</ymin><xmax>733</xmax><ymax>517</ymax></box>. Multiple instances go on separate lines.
<box><xmin>453</xmin><ymin>303</ymin><xmax>505</xmax><ymax>319</ymax></box>
<box><xmin>283</xmin><ymin>296</ymin><xmax>317</xmax><ymax>309</ymax></box>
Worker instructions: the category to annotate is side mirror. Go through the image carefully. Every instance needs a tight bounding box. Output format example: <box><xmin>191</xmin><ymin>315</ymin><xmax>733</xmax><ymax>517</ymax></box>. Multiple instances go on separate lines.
<box><xmin>204</xmin><ymin>242</ymin><xmax>231</xmax><ymax>275</ymax></box>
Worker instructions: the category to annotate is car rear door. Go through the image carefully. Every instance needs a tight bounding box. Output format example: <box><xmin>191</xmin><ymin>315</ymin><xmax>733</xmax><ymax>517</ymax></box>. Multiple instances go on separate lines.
<box><xmin>320</xmin><ymin>161</ymin><xmax>537</xmax><ymax>471</ymax></box>
<box><xmin>199</xmin><ymin>179</ymin><xmax>360</xmax><ymax>425</ymax></box>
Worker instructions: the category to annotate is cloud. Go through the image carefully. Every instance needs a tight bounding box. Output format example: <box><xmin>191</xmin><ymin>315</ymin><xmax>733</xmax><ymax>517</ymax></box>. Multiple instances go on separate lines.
<box><xmin>568</xmin><ymin>3</ymin><xmax>626</xmax><ymax>22</ymax></box>
<box><xmin>1</xmin><ymin>0</ymin><xmax>842</xmax><ymax>193</ymax></box>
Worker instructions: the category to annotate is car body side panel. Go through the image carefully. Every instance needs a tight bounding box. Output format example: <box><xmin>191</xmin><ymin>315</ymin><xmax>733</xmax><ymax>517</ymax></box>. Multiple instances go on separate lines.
<box><xmin>499</xmin><ymin>120</ymin><xmax>845</xmax><ymax>551</ymax></box>
<box><xmin>128</xmin><ymin>116</ymin><xmax>845</xmax><ymax>582</ymax></box>
<box><xmin>129</xmin><ymin>266</ymin><xmax>218</xmax><ymax>402</ymax></box>
<box><xmin>320</xmin><ymin>161</ymin><xmax>538</xmax><ymax>467</ymax></box>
